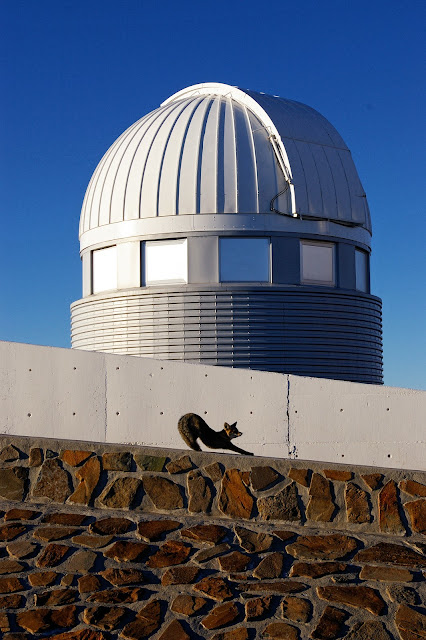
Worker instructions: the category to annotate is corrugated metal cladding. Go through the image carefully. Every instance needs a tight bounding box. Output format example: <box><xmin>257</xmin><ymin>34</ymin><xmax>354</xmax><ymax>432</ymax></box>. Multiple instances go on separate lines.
<box><xmin>71</xmin><ymin>288</ymin><xmax>383</xmax><ymax>384</ymax></box>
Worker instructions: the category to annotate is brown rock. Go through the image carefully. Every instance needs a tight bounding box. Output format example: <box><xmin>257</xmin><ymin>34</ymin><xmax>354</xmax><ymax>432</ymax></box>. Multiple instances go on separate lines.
<box><xmin>204</xmin><ymin>462</ymin><xmax>223</xmax><ymax>481</ymax></box>
<box><xmin>0</xmin><ymin>594</ymin><xmax>23</xmax><ymax>608</ymax></box>
<box><xmin>62</xmin><ymin>549</ymin><xmax>97</xmax><ymax>571</ymax></box>
<box><xmin>166</xmin><ymin>455</ymin><xmax>193</xmax><ymax>473</ymax></box>
<box><xmin>290</xmin><ymin>562</ymin><xmax>346</xmax><ymax>579</ymax></box>
<box><xmin>201</xmin><ymin>601</ymin><xmax>239</xmax><ymax>629</ymax></box>
<box><xmin>387</xmin><ymin>584</ymin><xmax>419</xmax><ymax>605</ymax></box>
<box><xmin>16</xmin><ymin>609</ymin><xmax>51</xmax><ymax>633</ymax></box>
<box><xmin>400</xmin><ymin>479</ymin><xmax>426</xmax><ymax>497</ymax></box>
<box><xmin>345</xmin><ymin>482</ymin><xmax>371</xmax><ymax>524</ymax></box>
<box><xmin>253</xmin><ymin>552</ymin><xmax>284</xmax><ymax>579</ymax></box>
<box><xmin>28</xmin><ymin>571</ymin><xmax>57</xmax><ymax>586</ymax></box>
<box><xmin>310</xmin><ymin>605</ymin><xmax>348</xmax><ymax>639</ymax></box>
<box><xmin>0</xmin><ymin>559</ymin><xmax>24</xmax><ymax>574</ymax></box>
<box><xmin>7</xmin><ymin>540</ymin><xmax>37</xmax><ymax>558</ymax></box>
<box><xmin>395</xmin><ymin>604</ymin><xmax>426</xmax><ymax>639</ymax></box>
<box><xmin>83</xmin><ymin>606</ymin><xmax>127</xmax><ymax>631</ymax></box>
<box><xmin>194</xmin><ymin>543</ymin><xmax>230</xmax><ymax>563</ymax></box>
<box><xmin>0</xmin><ymin>467</ymin><xmax>28</xmax><ymax>501</ymax></box>
<box><xmin>29</xmin><ymin>447</ymin><xmax>43</xmax><ymax>467</ymax></box>
<box><xmin>147</xmin><ymin>540</ymin><xmax>191</xmax><ymax>567</ymax></box>
<box><xmin>34</xmin><ymin>526</ymin><xmax>79</xmax><ymax>541</ymax></box>
<box><xmin>194</xmin><ymin>576</ymin><xmax>233</xmax><ymax>601</ymax></box>
<box><xmin>43</xmin><ymin>512</ymin><xmax>87</xmax><ymax>525</ymax></box>
<box><xmin>32</xmin><ymin>459</ymin><xmax>72</xmax><ymax>503</ymax></box>
<box><xmin>5</xmin><ymin>508</ymin><xmax>38</xmax><ymax>521</ymax></box>
<box><xmin>102</xmin><ymin>451</ymin><xmax>132</xmax><ymax>471</ymax></box>
<box><xmin>49</xmin><ymin>631</ymin><xmax>105</xmax><ymax>640</ymax></box>
<box><xmin>134</xmin><ymin>454</ymin><xmax>166</xmax><ymax>471</ymax></box>
<box><xmin>306</xmin><ymin>473</ymin><xmax>336</xmax><ymax>522</ymax></box>
<box><xmin>69</xmin><ymin>456</ymin><xmax>101</xmax><ymax>505</ymax></box>
<box><xmin>36</xmin><ymin>543</ymin><xmax>70</xmax><ymax>567</ymax></box>
<box><xmin>171</xmin><ymin>594</ymin><xmax>207</xmax><ymax>616</ymax></box>
<box><xmin>0</xmin><ymin>523</ymin><xmax>26</xmax><ymax>541</ymax></box>
<box><xmin>101</xmin><ymin>567</ymin><xmax>145</xmax><ymax>586</ymax></box>
<box><xmin>219</xmin><ymin>551</ymin><xmax>250</xmax><ymax>572</ymax></box>
<box><xmin>158</xmin><ymin>620</ymin><xmax>191</xmax><ymax>640</ymax></box>
<box><xmin>0</xmin><ymin>444</ymin><xmax>20</xmax><ymax>463</ymax></box>
<box><xmin>281</xmin><ymin>596</ymin><xmax>311</xmax><ymax>623</ymax></box>
<box><xmin>78</xmin><ymin>574</ymin><xmax>101</xmax><ymax>593</ymax></box>
<box><xmin>187</xmin><ymin>470</ymin><xmax>212</xmax><ymax>512</ymax></box>
<box><xmin>73</xmin><ymin>534</ymin><xmax>113</xmax><ymax>548</ymax></box>
<box><xmin>250</xmin><ymin>466</ymin><xmax>279</xmax><ymax>490</ymax></box>
<box><xmin>263</xmin><ymin>622</ymin><xmax>299</xmax><ymax>639</ymax></box>
<box><xmin>379</xmin><ymin>480</ymin><xmax>405</xmax><ymax>534</ymax></box>
<box><xmin>219</xmin><ymin>469</ymin><xmax>254</xmax><ymax>519</ymax></box>
<box><xmin>0</xmin><ymin>612</ymin><xmax>10</xmax><ymax>632</ymax></box>
<box><xmin>288</xmin><ymin>468</ymin><xmax>310</xmax><ymax>487</ymax></box>
<box><xmin>323</xmin><ymin>469</ymin><xmax>352</xmax><ymax>481</ymax></box>
<box><xmin>104</xmin><ymin>540</ymin><xmax>149</xmax><ymax>562</ymax></box>
<box><xmin>161</xmin><ymin>565</ymin><xmax>199</xmax><ymax>585</ymax></box>
<box><xmin>287</xmin><ymin>534</ymin><xmax>357</xmax><ymax>560</ymax></box>
<box><xmin>354</xmin><ymin>542</ymin><xmax>426</xmax><ymax>567</ymax></box>
<box><xmin>212</xmin><ymin>629</ymin><xmax>248</xmax><ymax>640</ymax></box>
<box><xmin>35</xmin><ymin>588</ymin><xmax>77</xmax><ymax>606</ymax></box>
<box><xmin>361</xmin><ymin>473</ymin><xmax>383</xmax><ymax>490</ymax></box>
<box><xmin>60</xmin><ymin>449</ymin><xmax>92</xmax><ymax>466</ymax></box>
<box><xmin>317</xmin><ymin>585</ymin><xmax>385</xmax><ymax>615</ymax></box>
<box><xmin>234</xmin><ymin>525</ymin><xmax>273</xmax><ymax>552</ymax></box>
<box><xmin>121</xmin><ymin>599</ymin><xmax>161</xmax><ymax>639</ymax></box>
<box><xmin>275</xmin><ymin>530</ymin><xmax>296</xmax><ymax>542</ymax></box>
<box><xmin>258</xmin><ymin>483</ymin><xmax>301</xmax><ymax>522</ymax></box>
<box><xmin>61</xmin><ymin>574</ymin><xmax>74</xmax><ymax>586</ymax></box>
<box><xmin>405</xmin><ymin>498</ymin><xmax>426</xmax><ymax>534</ymax></box>
<box><xmin>359</xmin><ymin>564</ymin><xmax>414</xmax><ymax>581</ymax></box>
<box><xmin>88</xmin><ymin>587</ymin><xmax>145</xmax><ymax>604</ymax></box>
<box><xmin>181</xmin><ymin>523</ymin><xmax>227</xmax><ymax>544</ymax></box>
<box><xmin>238</xmin><ymin>581</ymin><xmax>306</xmax><ymax>595</ymax></box>
<box><xmin>137</xmin><ymin>519</ymin><xmax>180</xmax><ymax>541</ymax></box>
<box><xmin>245</xmin><ymin>596</ymin><xmax>272</xmax><ymax>620</ymax></box>
<box><xmin>90</xmin><ymin>517</ymin><xmax>132</xmax><ymax>535</ymax></box>
<box><xmin>143</xmin><ymin>475</ymin><xmax>183</xmax><ymax>510</ymax></box>
<box><xmin>344</xmin><ymin>620</ymin><xmax>392</xmax><ymax>640</ymax></box>
<box><xmin>100</xmin><ymin>476</ymin><xmax>142</xmax><ymax>509</ymax></box>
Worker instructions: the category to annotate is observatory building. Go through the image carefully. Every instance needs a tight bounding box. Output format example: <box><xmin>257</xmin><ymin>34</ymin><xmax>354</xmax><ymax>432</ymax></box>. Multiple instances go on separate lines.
<box><xmin>71</xmin><ymin>83</ymin><xmax>383</xmax><ymax>384</ymax></box>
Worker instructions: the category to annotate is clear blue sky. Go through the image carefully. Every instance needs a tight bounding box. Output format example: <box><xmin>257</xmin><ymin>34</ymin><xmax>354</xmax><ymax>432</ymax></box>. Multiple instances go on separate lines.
<box><xmin>1</xmin><ymin>0</ymin><xmax>425</xmax><ymax>390</ymax></box>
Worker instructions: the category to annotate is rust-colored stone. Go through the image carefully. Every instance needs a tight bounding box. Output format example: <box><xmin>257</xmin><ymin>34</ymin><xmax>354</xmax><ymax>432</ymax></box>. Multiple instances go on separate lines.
<box><xmin>395</xmin><ymin>604</ymin><xmax>426</xmax><ymax>639</ymax></box>
<box><xmin>400</xmin><ymin>479</ymin><xmax>426</xmax><ymax>497</ymax></box>
<box><xmin>90</xmin><ymin>517</ymin><xmax>132</xmax><ymax>535</ymax></box>
<box><xmin>102</xmin><ymin>451</ymin><xmax>132</xmax><ymax>471</ymax></box>
<box><xmin>288</xmin><ymin>468</ymin><xmax>310</xmax><ymax>487</ymax></box>
<box><xmin>7</xmin><ymin>540</ymin><xmax>37</xmax><ymax>558</ymax></box>
<box><xmin>78</xmin><ymin>574</ymin><xmax>101</xmax><ymax>593</ymax></box>
<box><xmin>43</xmin><ymin>512</ymin><xmax>87</xmax><ymax>525</ymax></box>
<box><xmin>166</xmin><ymin>455</ymin><xmax>193</xmax><ymax>473</ymax></box>
<box><xmin>88</xmin><ymin>587</ymin><xmax>145</xmax><ymax>603</ymax></box>
<box><xmin>147</xmin><ymin>540</ymin><xmax>191</xmax><ymax>567</ymax></box>
<box><xmin>69</xmin><ymin>456</ymin><xmax>101</xmax><ymax>505</ymax></box>
<box><xmin>134</xmin><ymin>454</ymin><xmax>166</xmax><ymax>471</ymax></box>
<box><xmin>234</xmin><ymin>525</ymin><xmax>273</xmax><ymax>552</ymax></box>
<box><xmin>274</xmin><ymin>530</ymin><xmax>296</xmax><ymax>542</ymax></box>
<box><xmin>187</xmin><ymin>470</ymin><xmax>212</xmax><ymax>512</ymax></box>
<box><xmin>0</xmin><ymin>612</ymin><xmax>10</xmax><ymax>632</ymax></box>
<box><xmin>171</xmin><ymin>594</ymin><xmax>207</xmax><ymax>616</ymax></box>
<box><xmin>0</xmin><ymin>467</ymin><xmax>28</xmax><ymax>501</ymax></box>
<box><xmin>137</xmin><ymin>519</ymin><xmax>180</xmax><ymax>541</ymax></box>
<box><xmin>387</xmin><ymin>585</ymin><xmax>418</xmax><ymax>605</ymax></box>
<box><xmin>258</xmin><ymin>483</ymin><xmax>301</xmax><ymax>522</ymax></box>
<box><xmin>49</xmin><ymin>631</ymin><xmax>106</xmax><ymax>640</ymax></box>
<box><xmin>219</xmin><ymin>551</ymin><xmax>250</xmax><ymax>572</ymax></box>
<box><xmin>344</xmin><ymin>621</ymin><xmax>392</xmax><ymax>640</ymax></box>
<box><xmin>181</xmin><ymin>523</ymin><xmax>227</xmax><ymax>544</ymax></box>
<box><xmin>379</xmin><ymin>480</ymin><xmax>405</xmax><ymax>534</ymax></box>
<box><xmin>253</xmin><ymin>552</ymin><xmax>284</xmax><ymax>579</ymax></box>
<box><xmin>161</xmin><ymin>565</ymin><xmax>199</xmax><ymax>585</ymax></box>
<box><xmin>83</xmin><ymin>606</ymin><xmax>127</xmax><ymax>631</ymax></box>
<box><xmin>158</xmin><ymin>620</ymin><xmax>191</xmax><ymax>640</ymax></box>
<box><xmin>16</xmin><ymin>609</ymin><xmax>51</xmax><ymax>633</ymax></box>
<box><xmin>4</xmin><ymin>508</ymin><xmax>38</xmax><ymax>521</ymax></box>
<box><xmin>0</xmin><ymin>594</ymin><xmax>23</xmax><ymax>608</ymax></box>
<box><xmin>345</xmin><ymin>482</ymin><xmax>371</xmax><ymax>523</ymax></box>
<box><xmin>0</xmin><ymin>523</ymin><xmax>27</xmax><ymax>541</ymax></box>
<box><xmin>361</xmin><ymin>473</ymin><xmax>383</xmax><ymax>490</ymax></box>
<box><xmin>100</xmin><ymin>476</ymin><xmax>142</xmax><ymax>509</ymax></box>
<box><xmin>323</xmin><ymin>469</ymin><xmax>352</xmax><ymax>481</ymax></box>
<box><xmin>306</xmin><ymin>473</ymin><xmax>336</xmax><ymax>522</ymax></box>
<box><xmin>290</xmin><ymin>561</ymin><xmax>346</xmax><ymax>579</ymax></box>
<box><xmin>104</xmin><ymin>540</ymin><xmax>148</xmax><ymax>562</ymax></box>
<box><xmin>263</xmin><ymin>622</ymin><xmax>299</xmax><ymax>639</ymax></box>
<box><xmin>0</xmin><ymin>444</ymin><xmax>20</xmax><ymax>462</ymax></box>
<box><xmin>35</xmin><ymin>588</ymin><xmax>77</xmax><ymax>606</ymax></box>
<box><xmin>101</xmin><ymin>567</ymin><xmax>145</xmax><ymax>586</ymax></box>
<box><xmin>62</xmin><ymin>549</ymin><xmax>97</xmax><ymax>572</ymax></box>
<box><xmin>281</xmin><ymin>596</ymin><xmax>311</xmax><ymax>623</ymax></box>
<box><xmin>33</xmin><ymin>526</ymin><xmax>79</xmax><ymax>541</ymax></box>
<box><xmin>245</xmin><ymin>595</ymin><xmax>272</xmax><ymax>620</ymax></box>
<box><xmin>60</xmin><ymin>449</ymin><xmax>92</xmax><ymax>466</ymax></box>
<box><xmin>0</xmin><ymin>559</ymin><xmax>24</xmax><ymax>574</ymax></box>
<box><xmin>354</xmin><ymin>542</ymin><xmax>426</xmax><ymax>567</ymax></box>
<box><xmin>36</xmin><ymin>543</ymin><xmax>70</xmax><ymax>567</ymax></box>
<box><xmin>32</xmin><ymin>459</ymin><xmax>72</xmax><ymax>503</ymax></box>
<box><xmin>121</xmin><ymin>599</ymin><xmax>161</xmax><ymax>639</ymax></box>
<box><xmin>61</xmin><ymin>574</ymin><xmax>74</xmax><ymax>587</ymax></box>
<box><xmin>28</xmin><ymin>571</ymin><xmax>57</xmax><ymax>586</ymax></box>
<box><xmin>212</xmin><ymin>629</ymin><xmax>248</xmax><ymax>640</ymax></box>
<box><xmin>73</xmin><ymin>534</ymin><xmax>113</xmax><ymax>548</ymax></box>
<box><xmin>250</xmin><ymin>466</ymin><xmax>279</xmax><ymax>490</ymax></box>
<box><xmin>359</xmin><ymin>564</ymin><xmax>414</xmax><ymax>581</ymax></box>
<box><xmin>194</xmin><ymin>576</ymin><xmax>233</xmax><ymax>601</ymax></box>
<box><xmin>201</xmin><ymin>601</ymin><xmax>239</xmax><ymax>630</ymax></box>
<box><xmin>405</xmin><ymin>498</ymin><xmax>426</xmax><ymax>534</ymax></box>
<box><xmin>29</xmin><ymin>447</ymin><xmax>43</xmax><ymax>467</ymax></box>
<box><xmin>194</xmin><ymin>543</ymin><xmax>230</xmax><ymax>563</ymax></box>
<box><xmin>237</xmin><ymin>581</ymin><xmax>306</xmax><ymax>595</ymax></box>
<box><xmin>317</xmin><ymin>585</ymin><xmax>385</xmax><ymax>615</ymax></box>
<box><xmin>287</xmin><ymin>534</ymin><xmax>357</xmax><ymax>560</ymax></box>
<box><xmin>310</xmin><ymin>605</ymin><xmax>348</xmax><ymax>639</ymax></box>
<box><xmin>143</xmin><ymin>475</ymin><xmax>184</xmax><ymax>510</ymax></box>
<box><xmin>218</xmin><ymin>469</ymin><xmax>254</xmax><ymax>519</ymax></box>
<box><xmin>204</xmin><ymin>462</ymin><xmax>223</xmax><ymax>482</ymax></box>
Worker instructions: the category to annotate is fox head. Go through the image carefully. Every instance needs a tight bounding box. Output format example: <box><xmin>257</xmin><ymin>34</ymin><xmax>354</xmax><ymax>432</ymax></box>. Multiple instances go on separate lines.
<box><xmin>223</xmin><ymin>421</ymin><xmax>242</xmax><ymax>439</ymax></box>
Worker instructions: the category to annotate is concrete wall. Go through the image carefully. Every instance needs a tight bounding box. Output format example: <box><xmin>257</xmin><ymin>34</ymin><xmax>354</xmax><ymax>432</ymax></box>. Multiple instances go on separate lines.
<box><xmin>0</xmin><ymin>340</ymin><xmax>424</xmax><ymax>470</ymax></box>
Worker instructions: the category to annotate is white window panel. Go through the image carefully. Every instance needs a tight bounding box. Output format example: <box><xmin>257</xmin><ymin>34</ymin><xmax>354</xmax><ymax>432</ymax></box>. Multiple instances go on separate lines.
<box><xmin>220</xmin><ymin>238</ymin><xmax>270</xmax><ymax>282</ymax></box>
<box><xmin>92</xmin><ymin>246</ymin><xmax>117</xmax><ymax>294</ymax></box>
<box><xmin>145</xmin><ymin>239</ymin><xmax>188</xmax><ymax>285</ymax></box>
<box><xmin>301</xmin><ymin>241</ymin><xmax>335</xmax><ymax>285</ymax></box>
<box><xmin>355</xmin><ymin>249</ymin><xmax>369</xmax><ymax>292</ymax></box>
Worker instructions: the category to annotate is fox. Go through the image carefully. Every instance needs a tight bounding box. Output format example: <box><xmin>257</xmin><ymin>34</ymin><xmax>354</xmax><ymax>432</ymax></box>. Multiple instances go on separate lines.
<box><xmin>178</xmin><ymin>413</ymin><xmax>253</xmax><ymax>455</ymax></box>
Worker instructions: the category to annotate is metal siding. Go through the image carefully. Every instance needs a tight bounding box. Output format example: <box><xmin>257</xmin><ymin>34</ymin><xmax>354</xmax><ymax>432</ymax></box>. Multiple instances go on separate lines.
<box><xmin>199</xmin><ymin>97</ymin><xmax>220</xmax><ymax>213</ymax></box>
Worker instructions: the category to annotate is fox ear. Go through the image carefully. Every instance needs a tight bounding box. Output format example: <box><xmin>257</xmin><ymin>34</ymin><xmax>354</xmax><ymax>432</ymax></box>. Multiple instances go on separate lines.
<box><xmin>224</xmin><ymin>422</ymin><xmax>230</xmax><ymax>428</ymax></box>
<box><xmin>230</xmin><ymin>422</ymin><xmax>237</xmax><ymax>429</ymax></box>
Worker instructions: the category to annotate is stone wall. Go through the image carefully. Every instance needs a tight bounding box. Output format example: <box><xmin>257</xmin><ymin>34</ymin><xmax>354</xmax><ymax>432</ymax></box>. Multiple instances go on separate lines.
<box><xmin>0</xmin><ymin>434</ymin><xmax>425</xmax><ymax>640</ymax></box>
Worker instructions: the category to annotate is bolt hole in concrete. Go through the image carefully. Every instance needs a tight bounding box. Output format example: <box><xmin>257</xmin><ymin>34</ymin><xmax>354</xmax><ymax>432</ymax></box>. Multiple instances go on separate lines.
<box><xmin>160</xmin><ymin>412</ymin><xmax>163</xmax><ymax>415</ymax></box>
<box><xmin>27</xmin><ymin>413</ymin><xmax>32</xmax><ymax>417</ymax></box>
<box><xmin>72</xmin><ymin>412</ymin><xmax>76</xmax><ymax>416</ymax></box>
<box><xmin>28</xmin><ymin>368</ymin><xmax>32</xmax><ymax>372</ymax></box>
<box><xmin>250</xmin><ymin>411</ymin><xmax>253</xmax><ymax>414</ymax></box>
<box><xmin>386</xmin><ymin>408</ymin><xmax>390</xmax><ymax>411</ymax></box>
<box><xmin>160</xmin><ymin>367</ymin><xmax>163</xmax><ymax>370</ymax></box>
<box><xmin>73</xmin><ymin>367</ymin><xmax>77</xmax><ymax>370</ymax></box>
<box><xmin>116</xmin><ymin>412</ymin><xmax>120</xmax><ymax>416</ymax></box>
<box><xmin>340</xmin><ymin>408</ymin><xmax>344</xmax><ymax>412</ymax></box>
<box><xmin>116</xmin><ymin>366</ymin><xmax>120</xmax><ymax>370</ymax></box>
<box><xmin>341</xmin><ymin>454</ymin><xmax>345</xmax><ymax>457</ymax></box>
<box><xmin>204</xmin><ymin>411</ymin><xmax>208</xmax><ymax>415</ymax></box>
<box><xmin>388</xmin><ymin>454</ymin><xmax>392</xmax><ymax>458</ymax></box>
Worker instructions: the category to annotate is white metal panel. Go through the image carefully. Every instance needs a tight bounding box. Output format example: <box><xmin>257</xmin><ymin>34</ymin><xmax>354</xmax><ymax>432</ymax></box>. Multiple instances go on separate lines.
<box><xmin>294</xmin><ymin>141</ymin><xmax>323</xmax><ymax>215</ymax></box>
<box><xmin>199</xmin><ymin>96</ymin><xmax>220</xmax><ymax>213</ymax></box>
<box><xmin>222</xmin><ymin>98</ymin><xmax>237</xmax><ymax>213</ymax></box>
<box><xmin>233</xmin><ymin>103</ymin><xmax>258</xmax><ymax>212</ymax></box>
<box><xmin>248</xmin><ymin>110</ymin><xmax>280</xmax><ymax>214</ymax></box>
<box><xmin>310</xmin><ymin>144</ymin><xmax>338</xmax><ymax>220</ymax></box>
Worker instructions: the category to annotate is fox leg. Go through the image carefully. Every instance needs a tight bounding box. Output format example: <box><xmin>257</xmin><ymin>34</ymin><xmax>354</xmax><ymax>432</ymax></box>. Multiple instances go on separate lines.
<box><xmin>228</xmin><ymin>443</ymin><xmax>254</xmax><ymax>456</ymax></box>
<box><xmin>178</xmin><ymin>427</ymin><xmax>202</xmax><ymax>451</ymax></box>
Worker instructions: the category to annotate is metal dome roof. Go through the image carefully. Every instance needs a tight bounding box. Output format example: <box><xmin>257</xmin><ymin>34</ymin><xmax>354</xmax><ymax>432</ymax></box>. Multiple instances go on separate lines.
<box><xmin>79</xmin><ymin>83</ymin><xmax>371</xmax><ymax>243</ymax></box>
